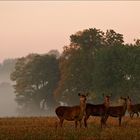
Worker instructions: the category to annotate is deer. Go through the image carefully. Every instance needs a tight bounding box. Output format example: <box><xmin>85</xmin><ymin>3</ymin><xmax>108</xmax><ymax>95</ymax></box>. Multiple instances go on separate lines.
<box><xmin>127</xmin><ymin>96</ymin><xmax>140</xmax><ymax>118</ymax></box>
<box><xmin>84</xmin><ymin>94</ymin><xmax>111</xmax><ymax>128</ymax></box>
<box><xmin>103</xmin><ymin>97</ymin><xmax>127</xmax><ymax>126</ymax></box>
<box><xmin>55</xmin><ymin>92</ymin><xmax>87</xmax><ymax>128</ymax></box>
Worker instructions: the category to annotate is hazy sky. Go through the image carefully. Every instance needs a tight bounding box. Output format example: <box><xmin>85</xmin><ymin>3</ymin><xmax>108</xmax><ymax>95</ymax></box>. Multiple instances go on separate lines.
<box><xmin>0</xmin><ymin>1</ymin><xmax>140</xmax><ymax>62</ymax></box>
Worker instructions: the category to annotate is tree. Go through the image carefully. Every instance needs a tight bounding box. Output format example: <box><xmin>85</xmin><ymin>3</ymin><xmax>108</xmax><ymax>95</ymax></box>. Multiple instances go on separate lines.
<box><xmin>54</xmin><ymin>28</ymin><xmax>105</xmax><ymax>104</ymax></box>
<box><xmin>105</xmin><ymin>29</ymin><xmax>124</xmax><ymax>47</ymax></box>
<box><xmin>11</xmin><ymin>53</ymin><xmax>59</xmax><ymax>115</ymax></box>
<box><xmin>93</xmin><ymin>45</ymin><xmax>140</xmax><ymax>101</ymax></box>
<box><xmin>70</xmin><ymin>28</ymin><xmax>105</xmax><ymax>51</ymax></box>
<box><xmin>134</xmin><ymin>39</ymin><xmax>140</xmax><ymax>47</ymax></box>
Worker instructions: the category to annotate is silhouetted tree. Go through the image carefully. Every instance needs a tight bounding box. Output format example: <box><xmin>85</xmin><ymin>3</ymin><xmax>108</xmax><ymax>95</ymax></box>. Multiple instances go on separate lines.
<box><xmin>11</xmin><ymin>53</ymin><xmax>59</xmax><ymax>114</ymax></box>
<box><xmin>93</xmin><ymin>45</ymin><xmax>140</xmax><ymax>100</ymax></box>
<box><xmin>54</xmin><ymin>28</ymin><xmax>105</xmax><ymax>104</ymax></box>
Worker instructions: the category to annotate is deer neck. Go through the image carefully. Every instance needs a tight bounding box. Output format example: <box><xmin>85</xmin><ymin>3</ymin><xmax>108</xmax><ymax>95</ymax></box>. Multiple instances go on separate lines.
<box><xmin>79</xmin><ymin>100</ymin><xmax>86</xmax><ymax>117</ymax></box>
<box><xmin>123</xmin><ymin>102</ymin><xmax>127</xmax><ymax>112</ymax></box>
<box><xmin>104</xmin><ymin>101</ymin><xmax>110</xmax><ymax>108</ymax></box>
<box><xmin>127</xmin><ymin>103</ymin><xmax>132</xmax><ymax>112</ymax></box>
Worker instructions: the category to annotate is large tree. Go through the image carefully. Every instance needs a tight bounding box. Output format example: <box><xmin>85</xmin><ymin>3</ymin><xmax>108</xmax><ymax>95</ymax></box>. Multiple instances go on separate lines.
<box><xmin>93</xmin><ymin>45</ymin><xmax>140</xmax><ymax>101</ymax></box>
<box><xmin>57</xmin><ymin>34</ymin><xmax>140</xmax><ymax>103</ymax></box>
<box><xmin>11</xmin><ymin>53</ymin><xmax>59</xmax><ymax>114</ymax></box>
<box><xmin>54</xmin><ymin>28</ymin><xmax>106</xmax><ymax>104</ymax></box>
<box><xmin>105</xmin><ymin>29</ymin><xmax>124</xmax><ymax>47</ymax></box>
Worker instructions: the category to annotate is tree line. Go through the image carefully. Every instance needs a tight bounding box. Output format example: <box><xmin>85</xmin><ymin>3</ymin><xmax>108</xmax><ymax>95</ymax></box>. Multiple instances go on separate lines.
<box><xmin>10</xmin><ymin>28</ymin><xmax>140</xmax><ymax>115</ymax></box>
<box><xmin>0</xmin><ymin>59</ymin><xmax>16</xmax><ymax>83</ymax></box>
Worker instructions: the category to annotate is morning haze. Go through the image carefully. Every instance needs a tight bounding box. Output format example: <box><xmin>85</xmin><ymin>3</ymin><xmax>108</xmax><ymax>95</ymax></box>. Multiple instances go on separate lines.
<box><xmin>0</xmin><ymin>1</ymin><xmax>140</xmax><ymax>117</ymax></box>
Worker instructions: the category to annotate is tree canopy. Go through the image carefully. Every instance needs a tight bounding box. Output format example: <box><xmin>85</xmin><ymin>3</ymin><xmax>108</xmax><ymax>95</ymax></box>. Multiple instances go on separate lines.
<box><xmin>10</xmin><ymin>28</ymin><xmax>140</xmax><ymax>114</ymax></box>
<box><xmin>11</xmin><ymin>53</ymin><xmax>59</xmax><ymax>114</ymax></box>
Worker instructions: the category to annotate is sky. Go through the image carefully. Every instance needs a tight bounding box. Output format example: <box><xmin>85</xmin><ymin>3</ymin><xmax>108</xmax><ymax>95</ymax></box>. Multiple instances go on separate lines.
<box><xmin>0</xmin><ymin>1</ymin><xmax>140</xmax><ymax>62</ymax></box>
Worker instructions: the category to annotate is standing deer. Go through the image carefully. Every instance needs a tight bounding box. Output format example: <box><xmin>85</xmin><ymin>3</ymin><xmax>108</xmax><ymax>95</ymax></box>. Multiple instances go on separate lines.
<box><xmin>55</xmin><ymin>93</ymin><xmax>87</xmax><ymax>128</ymax></box>
<box><xmin>103</xmin><ymin>97</ymin><xmax>127</xmax><ymax>126</ymax></box>
<box><xmin>127</xmin><ymin>96</ymin><xmax>140</xmax><ymax>118</ymax></box>
<box><xmin>84</xmin><ymin>94</ymin><xmax>110</xmax><ymax>128</ymax></box>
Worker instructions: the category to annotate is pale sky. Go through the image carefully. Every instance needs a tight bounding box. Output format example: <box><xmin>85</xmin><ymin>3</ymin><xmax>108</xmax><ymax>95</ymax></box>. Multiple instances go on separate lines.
<box><xmin>0</xmin><ymin>1</ymin><xmax>140</xmax><ymax>62</ymax></box>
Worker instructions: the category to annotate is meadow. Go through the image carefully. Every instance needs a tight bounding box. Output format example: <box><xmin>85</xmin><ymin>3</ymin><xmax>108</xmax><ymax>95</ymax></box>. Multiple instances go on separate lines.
<box><xmin>0</xmin><ymin>116</ymin><xmax>140</xmax><ymax>140</ymax></box>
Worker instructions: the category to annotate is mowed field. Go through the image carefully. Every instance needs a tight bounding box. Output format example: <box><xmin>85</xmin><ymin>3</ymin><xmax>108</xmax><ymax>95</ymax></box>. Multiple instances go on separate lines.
<box><xmin>0</xmin><ymin>116</ymin><xmax>140</xmax><ymax>140</ymax></box>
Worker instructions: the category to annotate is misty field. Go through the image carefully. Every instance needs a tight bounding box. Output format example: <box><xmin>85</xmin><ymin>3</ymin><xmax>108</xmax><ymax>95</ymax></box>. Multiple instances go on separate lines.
<box><xmin>0</xmin><ymin>116</ymin><xmax>140</xmax><ymax>140</ymax></box>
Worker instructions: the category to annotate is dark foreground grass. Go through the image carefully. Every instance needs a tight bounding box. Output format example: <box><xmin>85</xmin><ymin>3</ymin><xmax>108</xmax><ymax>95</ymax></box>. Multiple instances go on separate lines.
<box><xmin>0</xmin><ymin>116</ymin><xmax>140</xmax><ymax>140</ymax></box>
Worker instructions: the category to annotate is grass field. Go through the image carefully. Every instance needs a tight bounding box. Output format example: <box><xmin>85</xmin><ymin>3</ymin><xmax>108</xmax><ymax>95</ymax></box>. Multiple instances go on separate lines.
<box><xmin>0</xmin><ymin>116</ymin><xmax>140</xmax><ymax>140</ymax></box>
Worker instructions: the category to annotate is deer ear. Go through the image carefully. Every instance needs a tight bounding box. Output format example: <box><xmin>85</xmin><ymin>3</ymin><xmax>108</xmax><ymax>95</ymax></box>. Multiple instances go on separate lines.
<box><xmin>78</xmin><ymin>93</ymin><xmax>81</xmax><ymax>96</ymax></box>
<box><xmin>127</xmin><ymin>96</ymin><xmax>130</xmax><ymax>99</ymax></box>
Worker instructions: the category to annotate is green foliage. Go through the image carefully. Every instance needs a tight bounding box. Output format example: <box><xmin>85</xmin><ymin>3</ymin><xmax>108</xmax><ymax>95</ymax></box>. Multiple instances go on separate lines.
<box><xmin>105</xmin><ymin>29</ymin><xmax>124</xmax><ymax>47</ymax></box>
<box><xmin>10</xmin><ymin>27</ymin><xmax>140</xmax><ymax>112</ymax></box>
<box><xmin>54</xmin><ymin>46</ymin><xmax>84</xmax><ymax>104</ymax></box>
<box><xmin>70</xmin><ymin>28</ymin><xmax>105</xmax><ymax>50</ymax></box>
<box><xmin>55</xmin><ymin>28</ymin><xmax>140</xmax><ymax>104</ymax></box>
<box><xmin>55</xmin><ymin>28</ymin><xmax>104</xmax><ymax>104</ymax></box>
<box><xmin>93</xmin><ymin>45</ymin><xmax>140</xmax><ymax>100</ymax></box>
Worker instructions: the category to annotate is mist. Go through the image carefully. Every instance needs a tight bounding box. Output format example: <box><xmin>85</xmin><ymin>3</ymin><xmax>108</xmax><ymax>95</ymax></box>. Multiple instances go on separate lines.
<box><xmin>0</xmin><ymin>82</ymin><xmax>56</xmax><ymax>117</ymax></box>
<box><xmin>0</xmin><ymin>82</ymin><xmax>17</xmax><ymax>117</ymax></box>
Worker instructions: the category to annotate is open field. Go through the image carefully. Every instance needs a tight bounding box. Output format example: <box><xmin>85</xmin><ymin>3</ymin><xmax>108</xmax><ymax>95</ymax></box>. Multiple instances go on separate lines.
<box><xmin>0</xmin><ymin>116</ymin><xmax>140</xmax><ymax>140</ymax></box>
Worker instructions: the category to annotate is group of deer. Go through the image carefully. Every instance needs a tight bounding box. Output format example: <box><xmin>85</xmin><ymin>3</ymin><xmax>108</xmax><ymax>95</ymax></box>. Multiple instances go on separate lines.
<box><xmin>55</xmin><ymin>92</ymin><xmax>140</xmax><ymax>128</ymax></box>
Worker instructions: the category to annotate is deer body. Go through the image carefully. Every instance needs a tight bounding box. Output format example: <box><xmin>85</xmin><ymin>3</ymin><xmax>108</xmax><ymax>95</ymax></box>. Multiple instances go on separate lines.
<box><xmin>84</xmin><ymin>95</ymin><xmax>110</xmax><ymax>128</ymax></box>
<box><xmin>127</xmin><ymin>97</ymin><xmax>140</xmax><ymax>118</ymax></box>
<box><xmin>128</xmin><ymin>104</ymin><xmax>140</xmax><ymax>118</ymax></box>
<box><xmin>55</xmin><ymin>94</ymin><xmax>87</xmax><ymax>128</ymax></box>
<box><xmin>103</xmin><ymin>97</ymin><xmax>127</xmax><ymax>126</ymax></box>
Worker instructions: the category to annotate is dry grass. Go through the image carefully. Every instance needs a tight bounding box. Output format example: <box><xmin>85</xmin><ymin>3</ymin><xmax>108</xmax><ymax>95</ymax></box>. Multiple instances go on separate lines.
<box><xmin>0</xmin><ymin>116</ymin><xmax>140</xmax><ymax>140</ymax></box>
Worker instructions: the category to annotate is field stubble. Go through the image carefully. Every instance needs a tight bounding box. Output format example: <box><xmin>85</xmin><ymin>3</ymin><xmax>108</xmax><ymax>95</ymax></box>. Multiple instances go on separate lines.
<box><xmin>0</xmin><ymin>116</ymin><xmax>140</xmax><ymax>140</ymax></box>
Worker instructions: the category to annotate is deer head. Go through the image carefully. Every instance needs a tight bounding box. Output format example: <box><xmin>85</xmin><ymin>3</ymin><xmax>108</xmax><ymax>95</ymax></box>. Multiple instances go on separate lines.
<box><xmin>127</xmin><ymin>96</ymin><xmax>132</xmax><ymax>106</ymax></box>
<box><xmin>102</xmin><ymin>93</ymin><xmax>111</xmax><ymax>108</ymax></box>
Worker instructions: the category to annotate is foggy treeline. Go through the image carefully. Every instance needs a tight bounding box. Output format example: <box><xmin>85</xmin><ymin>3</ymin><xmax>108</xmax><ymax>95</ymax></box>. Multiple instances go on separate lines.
<box><xmin>0</xmin><ymin>59</ymin><xmax>17</xmax><ymax>116</ymax></box>
<box><xmin>0</xmin><ymin>59</ymin><xmax>16</xmax><ymax>83</ymax></box>
<box><xmin>1</xmin><ymin>28</ymin><xmax>140</xmax><ymax>116</ymax></box>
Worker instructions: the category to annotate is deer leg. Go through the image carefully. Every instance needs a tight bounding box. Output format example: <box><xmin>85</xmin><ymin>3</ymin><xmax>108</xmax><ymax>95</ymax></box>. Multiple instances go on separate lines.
<box><xmin>84</xmin><ymin>115</ymin><xmax>89</xmax><ymax>128</ymax></box>
<box><xmin>131</xmin><ymin>112</ymin><xmax>134</xmax><ymax>119</ymax></box>
<box><xmin>130</xmin><ymin>113</ymin><xmax>132</xmax><ymax>118</ymax></box>
<box><xmin>75</xmin><ymin>121</ymin><xmax>78</xmax><ymax>129</ymax></box>
<box><xmin>104</xmin><ymin>114</ymin><xmax>109</xmax><ymax>125</ymax></box>
<box><xmin>101</xmin><ymin>116</ymin><xmax>105</xmax><ymax>128</ymax></box>
<box><xmin>119</xmin><ymin>117</ymin><xmax>122</xmax><ymax>126</ymax></box>
<box><xmin>100</xmin><ymin>117</ymin><xmax>104</xmax><ymax>128</ymax></box>
<box><xmin>79</xmin><ymin>120</ymin><xmax>82</xmax><ymax>128</ymax></box>
<box><xmin>136</xmin><ymin>112</ymin><xmax>139</xmax><ymax>117</ymax></box>
<box><xmin>60</xmin><ymin>118</ymin><xmax>64</xmax><ymax>127</ymax></box>
<box><xmin>130</xmin><ymin>112</ymin><xmax>133</xmax><ymax>119</ymax></box>
<box><xmin>132</xmin><ymin>112</ymin><xmax>135</xmax><ymax>118</ymax></box>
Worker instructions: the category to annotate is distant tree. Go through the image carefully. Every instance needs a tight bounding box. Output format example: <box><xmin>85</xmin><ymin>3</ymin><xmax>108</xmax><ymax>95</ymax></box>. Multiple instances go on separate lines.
<box><xmin>48</xmin><ymin>49</ymin><xmax>60</xmax><ymax>59</ymax></box>
<box><xmin>10</xmin><ymin>27</ymin><xmax>140</xmax><ymax>113</ymax></box>
<box><xmin>93</xmin><ymin>45</ymin><xmax>140</xmax><ymax>100</ymax></box>
<box><xmin>54</xmin><ymin>28</ymin><xmax>105</xmax><ymax>104</ymax></box>
<box><xmin>70</xmin><ymin>28</ymin><xmax>105</xmax><ymax>51</ymax></box>
<box><xmin>134</xmin><ymin>39</ymin><xmax>140</xmax><ymax>46</ymax></box>
<box><xmin>55</xmin><ymin>28</ymin><xmax>140</xmax><ymax>104</ymax></box>
<box><xmin>0</xmin><ymin>59</ymin><xmax>16</xmax><ymax>83</ymax></box>
<box><xmin>105</xmin><ymin>29</ymin><xmax>124</xmax><ymax>47</ymax></box>
<box><xmin>0</xmin><ymin>59</ymin><xmax>16</xmax><ymax>72</ymax></box>
<box><xmin>11</xmin><ymin>53</ymin><xmax>59</xmax><ymax>114</ymax></box>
